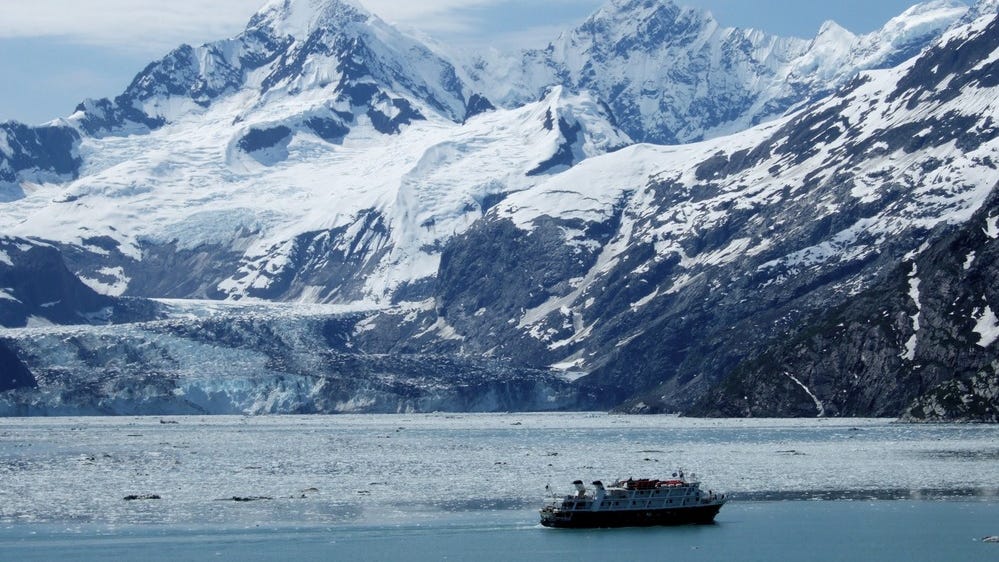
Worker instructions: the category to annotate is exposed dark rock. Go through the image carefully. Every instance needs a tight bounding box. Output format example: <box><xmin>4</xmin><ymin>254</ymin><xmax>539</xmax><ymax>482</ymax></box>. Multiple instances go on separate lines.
<box><xmin>693</xmin><ymin>183</ymin><xmax>999</xmax><ymax>418</ymax></box>
<box><xmin>238</xmin><ymin>126</ymin><xmax>293</xmax><ymax>153</ymax></box>
<box><xmin>0</xmin><ymin>237</ymin><xmax>116</xmax><ymax>328</ymax></box>
<box><xmin>0</xmin><ymin>340</ymin><xmax>35</xmax><ymax>392</ymax></box>
<box><xmin>464</xmin><ymin>93</ymin><xmax>496</xmax><ymax>121</ymax></box>
<box><xmin>527</xmin><ymin>117</ymin><xmax>583</xmax><ymax>176</ymax></box>
<box><xmin>305</xmin><ymin>116</ymin><xmax>350</xmax><ymax>143</ymax></box>
<box><xmin>367</xmin><ymin>97</ymin><xmax>424</xmax><ymax>135</ymax></box>
<box><xmin>0</xmin><ymin>237</ymin><xmax>162</xmax><ymax>329</ymax></box>
<box><xmin>900</xmin><ymin>365</ymin><xmax>999</xmax><ymax>422</ymax></box>
<box><xmin>0</xmin><ymin>122</ymin><xmax>81</xmax><ymax>185</ymax></box>
<box><xmin>228</xmin><ymin>496</ymin><xmax>272</xmax><ymax>502</ymax></box>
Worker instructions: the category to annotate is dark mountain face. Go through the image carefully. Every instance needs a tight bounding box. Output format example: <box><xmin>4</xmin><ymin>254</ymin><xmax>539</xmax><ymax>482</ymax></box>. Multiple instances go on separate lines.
<box><xmin>0</xmin><ymin>237</ymin><xmax>113</xmax><ymax>328</ymax></box>
<box><xmin>693</xmin><ymin>183</ymin><xmax>999</xmax><ymax>418</ymax></box>
<box><xmin>0</xmin><ymin>123</ymin><xmax>81</xmax><ymax>193</ymax></box>
<box><xmin>0</xmin><ymin>237</ymin><xmax>160</xmax><ymax>328</ymax></box>
<box><xmin>0</xmin><ymin>340</ymin><xmax>35</xmax><ymax>393</ymax></box>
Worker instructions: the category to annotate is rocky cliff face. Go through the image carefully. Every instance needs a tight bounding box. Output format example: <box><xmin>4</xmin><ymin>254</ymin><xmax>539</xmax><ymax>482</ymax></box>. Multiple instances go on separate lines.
<box><xmin>0</xmin><ymin>237</ymin><xmax>159</xmax><ymax>328</ymax></box>
<box><xmin>692</xmin><ymin>183</ymin><xmax>999</xmax><ymax>418</ymax></box>
<box><xmin>0</xmin><ymin>340</ymin><xmax>35</xmax><ymax>393</ymax></box>
<box><xmin>0</xmin><ymin>123</ymin><xmax>81</xmax><ymax>199</ymax></box>
<box><xmin>901</xmin><ymin>364</ymin><xmax>999</xmax><ymax>422</ymax></box>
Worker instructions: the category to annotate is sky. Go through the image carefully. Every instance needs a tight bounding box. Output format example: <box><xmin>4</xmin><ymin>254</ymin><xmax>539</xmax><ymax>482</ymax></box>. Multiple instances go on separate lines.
<box><xmin>0</xmin><ymin>0</ymin><xmax>967</xmax><ymax>125</ymax></box>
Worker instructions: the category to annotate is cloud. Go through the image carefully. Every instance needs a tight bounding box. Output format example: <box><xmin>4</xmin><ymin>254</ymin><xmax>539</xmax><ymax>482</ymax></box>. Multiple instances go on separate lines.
<box><xmin>0</xmin><ymin>0</ymin><xmax>264</xmax><ymax>53</ymax></box>
<box><xmin>0</xmin><ymin>1</ymin><xmax>590</xmax><ymax>55</ymax></box>
<box><xmin>364</xmin><ymin>0</ymin><xmax>504</xmax><ymax>30</ymax></box>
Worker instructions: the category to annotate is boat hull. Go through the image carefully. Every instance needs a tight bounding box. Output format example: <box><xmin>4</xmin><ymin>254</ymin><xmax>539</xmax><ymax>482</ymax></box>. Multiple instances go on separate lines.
<box><xmin>540</xmin><ymin>503</ymin><xmax>723</xmax><ymax>529</ymax></box>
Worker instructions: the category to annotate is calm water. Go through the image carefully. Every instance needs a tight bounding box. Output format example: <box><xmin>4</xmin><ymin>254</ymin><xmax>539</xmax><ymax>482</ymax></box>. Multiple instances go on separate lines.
<box><xmin>2</xmin><ymin>501</ymin><xmax>996</xmax><ymax>561</ymax></box>
<box><xmin>1</xmin><ymin>414</ymin><xmax>997</xmax><ymax>560</ymax></box>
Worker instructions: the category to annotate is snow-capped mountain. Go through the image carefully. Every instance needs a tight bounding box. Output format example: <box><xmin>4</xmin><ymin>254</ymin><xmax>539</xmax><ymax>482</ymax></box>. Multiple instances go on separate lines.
<box><xmin>0</xmin><ymin>0</ymin><xmax>997</xmax><ymax>417</ymax></box>
<box><xmin>389</xmin><ymin>5</ymin><xmax>999</xmax><ymax>414</ymax></box>
<box><xmin>1</xmin><ymin>0</ymin><xmax>628</xmax><ymax>306</ymax></box>
<box><xmin>465</xmin><ymin>0</ymin><xmax>968</xmax><ymax>144</ymax></box>
<box><xmin>74</xmin><ymin>0</ymin><xmax>472</xmax><ymax>135</ymax></box>
<box><xmin>3</xmin><ymin>85</ymin><xmax>626</xmax><ymax>305</ymax></box>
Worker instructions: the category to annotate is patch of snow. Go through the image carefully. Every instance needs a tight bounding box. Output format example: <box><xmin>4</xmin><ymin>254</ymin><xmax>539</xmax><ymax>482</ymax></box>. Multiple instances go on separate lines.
<box><xmin>79</xmin><ymin>267</ymin><xmax>130</xmax><ymax>296</ymax></box>
<box><xmin>964</xmin><ymin>251</ymin><xmax>976</xmax><ymax>270</ymax></box>
<box><xmin>984</xmin><ymin>214</ymin><xmax>999</xmax><ymax>239</ymax></box>
<box><xmin>629</xmin><ymin>289</ymin><xmax>659</xmax><ymax>311</ymax></box>
<box><xmin>415</xmin><ymin>315</ymin><xmax>464</xmax><ymax>341</ymax></box>
<box><xmin>25</xmin><ymin>316</ymin><xmax>56</xmax><ymax>328</ymax></box>
<box><xmin>785</xmin><ymin>372</ymin><xmax>825</xmax><ymax>417</ymax></box>
<box><xmin>902</xmin><ymin>264</ymin><xmax>921</xmax><ymax>361</ymax></box>
<box><xmin>973</xmin><ymin>305</ymin><xmax>999</xmax><ymax>348</ymax></box>
<box><xmin>548</xmin><ymin>357</ymin><xmax>589</xmax><ymax>382</ymax></box>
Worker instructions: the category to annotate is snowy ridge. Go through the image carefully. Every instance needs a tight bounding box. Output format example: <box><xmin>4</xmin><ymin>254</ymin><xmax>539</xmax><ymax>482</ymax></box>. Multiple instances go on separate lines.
<box><xmin>61</xmin><ymin>0</ymin><xmax>470</xmax><ymax>138</ymax></box>
<box><xmin>2</xmin><ymin>83</ymin><xmax>626</xmax><ymax>305</ymax></box>
<box><xmin>464</xmin><ymin>0</ymin><xmax>968</xmax><ymax>144</ymax></box>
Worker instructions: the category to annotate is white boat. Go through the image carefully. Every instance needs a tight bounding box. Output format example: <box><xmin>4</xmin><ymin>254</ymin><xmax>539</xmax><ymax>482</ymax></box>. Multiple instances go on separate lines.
<box><xmin>540</xmin><ymin>472</ymin><xmax>726</xmax><ymax>528</ymax></box>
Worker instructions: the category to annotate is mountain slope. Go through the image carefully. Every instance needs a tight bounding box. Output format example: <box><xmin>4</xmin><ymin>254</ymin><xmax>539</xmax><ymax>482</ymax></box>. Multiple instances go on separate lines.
<box><xmin>1</xmin><ymin>85</ymin><xmax>626</xmax><ymax>305</ymax></box>
<box><xmin>430</xmin><ymin>8</ymin><xmax>999</xmax><ymax>414</ymax></box>
<box><xmin>694</xmin><ymin>182</ymin><xmax>999</xmax><ymax>417</ymax></box>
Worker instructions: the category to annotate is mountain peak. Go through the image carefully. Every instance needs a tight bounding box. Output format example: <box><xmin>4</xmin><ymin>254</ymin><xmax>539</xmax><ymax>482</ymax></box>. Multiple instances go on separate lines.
<box><xmin>250</xmin><ymin>0</ymin><xmax>371</xmax><ymax>39</ymax></box>
<box><xmin>571</xmin><ymin>0</ymin><xmax>716</xmax><ymax>58</ymax></box>
<box><xmin>877</xmin><ymin>0</ymin><xmax>968</xmax><ymax>41</ymax></box>
<box><xmin>964</xmin><ymin>0</ymin><xmax>999</xmax><ymax>21</ymax></box>
<box><xmin>814</xmin><ymin>19</ymin><xmax>856</xmax><ymax>44</ymax></box>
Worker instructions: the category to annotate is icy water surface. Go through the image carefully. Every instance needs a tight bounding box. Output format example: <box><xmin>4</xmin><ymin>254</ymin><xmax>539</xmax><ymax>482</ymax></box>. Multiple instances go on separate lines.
<box><xmin>1</xmin><ymin>414</ymin><xmax>997</xmax><ymax>560</ymax></box>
